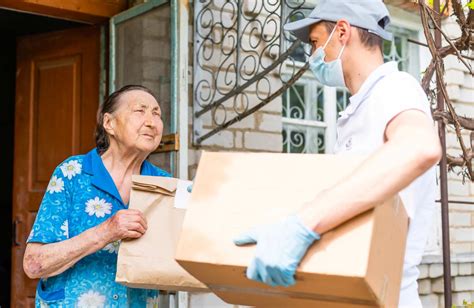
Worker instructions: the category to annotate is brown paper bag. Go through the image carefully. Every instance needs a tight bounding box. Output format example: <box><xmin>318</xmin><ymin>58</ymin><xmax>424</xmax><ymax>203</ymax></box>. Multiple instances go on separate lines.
<box><xmin>116</xmin><ymin>175</ymin><xmax>207</xmax><ymax>292</ymax></box>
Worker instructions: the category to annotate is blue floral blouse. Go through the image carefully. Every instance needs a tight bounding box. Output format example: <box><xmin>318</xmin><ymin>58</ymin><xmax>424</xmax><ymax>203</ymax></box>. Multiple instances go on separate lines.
<box><xmin>27</xmin><ymin>148</ymin><xmax>170</xmax><ymax>307</ymax></box>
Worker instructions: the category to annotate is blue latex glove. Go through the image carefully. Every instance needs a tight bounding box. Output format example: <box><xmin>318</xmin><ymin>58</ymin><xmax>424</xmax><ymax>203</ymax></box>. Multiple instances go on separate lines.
<box><xmin>233</xmin><ymin>215</ymin><xmax>320</xmax><ymax>287</ymax></box>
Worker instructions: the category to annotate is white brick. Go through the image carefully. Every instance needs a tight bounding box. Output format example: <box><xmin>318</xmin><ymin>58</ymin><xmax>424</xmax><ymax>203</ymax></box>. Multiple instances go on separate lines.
<box><xmin>449</xmin><ymin>180</ymin><xmax>470</xmax><ymax>197</ymax></box>
<box><xmin>447</xmin><ymin>84</ymin><xmax>461</xmax><ymax>101</ymax></box>
<box><xmin>230</xmin><ymin>114</ymin><xmax>256</xmax><ymax>129</ymax></box>
<box><xmin>452</xmin><ymin>263</ymin><xmax>459</xmax><ymax>277</ymax></box>
<box><xmin>260</xmin><ymin>98</ymin><xmax>282</xmax><ymax>113</ymax></box>
<box><xmin>258</xmin><ymin>113</ymin><xmax>282</xmax><ymax>133</ymax></box>
<box><xmin>420</xmin><ymin>294</ymin><xmax>440</xmax><ymax>308</ymax></box>
<box><xmin>432</xmin><ymin>277</ymin><xmax>445</xmax><ymax>293</ymax></box>
<box><xmin>459</xmin><ymin>88</ymin><xmax>474</xmax><ymax>104</ymax></box>
<box><xmin>454</xmin><ymin>103</ymin><xmax>474</xmax><ymax>118</ymax></box>
<box><xmin>453</xmin><ymin>291</ymin><xmax>473</xmax><ymax>306</ymax></box>
<box><xmin>244</xmin><ymin>132</ymin><xmax>282</xmax><ymax>152</ymax></box>
<box><xmin>451</xmin><ymin>243</ymin><xmax>473</xmax><ymax>254</ymax></box>
<box><xmin>198</xmin><ymin>111</ymin><xmax>215</xmax><ymax>127</ymax></box>
<box><xmin>445</xmin><ymin>69</ymin><xmax>465</xmax><ymax>86</ymax></box>
<box><xmin>450</xmin><ymin>212</ymin><xmax>472</xmax><ymax>227</ymax></box>
<box><xmin>453</xmin><ymin>276</ymin><xmax>474</xmax><ymax>292</ymax></box>
<box><xmin>200</xmin><ymin>130</ymin><xmax>234</xmax><ymax>148</ymax></box>
<box><xmin>418</xmin><ymin>279</ymin><xmax>432</xmax><ymax>295</ymax></box>
<box><xmin>441</xmin><ymin>19</ymin><xmax>462</xmax><ymax>39</ymax></box>
<box><xmin>464</xmin><ymin>73</ymin><xmax>474</xmax><ymax>89</ymax></box>
<box><xmin>235</xmin><ymin>131</ymin><xmax>243</xmax><ymax>148</ymax></box>
<box><xmin>451</xmin><ymin>228</ymin><xmax>474</xmax><ymax>242</ymax></box>
<box><xmin>458</xmin><ymin>263</ymin><xmax>473</xmax><ymax>276</ymax></box>
<box><xmin>430</xmin><ymin>263</ymin><xmax>444</xmax><ymax>278</ymax></box>
<box><xmin>446</xmin><ymin>132</ymin><xmax>461</xmax><ymax>149</ymax></box>
<box><xmin>445</xmin><ymin>55</ymin><xmax>470</xmax><ymax>72</ymax></box>
<box><xmin>419</xmin><ymin>264</ymin><xmax>429</xmax><ymax>279</ymax></box>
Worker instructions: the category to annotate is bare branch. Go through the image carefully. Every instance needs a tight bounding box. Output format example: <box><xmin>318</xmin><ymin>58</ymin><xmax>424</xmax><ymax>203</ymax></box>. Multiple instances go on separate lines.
<box><xmin>419</xmin><ymin>0</ymin><xmax>474</xmax><ymax>181</ymax></box>
<box><xmin>422</xmin><ymin>59</ymin><xmax>437</xmax><ymax>94</ymax></box>
<box><xmin>433</xmin><ymin>111</ymin><xmax>474</xmax><ymax>130</ymax></box>
<box><xmin>423</xmin><ymin>2</ymin><xmax>473</xmax><ymax>74</ymax></box>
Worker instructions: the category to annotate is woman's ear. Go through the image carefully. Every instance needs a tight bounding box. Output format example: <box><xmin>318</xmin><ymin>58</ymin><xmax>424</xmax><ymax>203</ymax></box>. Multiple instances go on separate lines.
<box><xmin>103</xmin><ymin>113</ymin><xmax>116</xmax><ymax>136</ymax></box>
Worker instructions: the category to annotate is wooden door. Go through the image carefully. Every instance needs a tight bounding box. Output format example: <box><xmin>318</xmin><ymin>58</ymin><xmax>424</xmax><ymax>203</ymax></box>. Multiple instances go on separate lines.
<box><xmin>11</xmin><ymin>26</ymin><xmax>100</xmax><ymax>307</ymax></box>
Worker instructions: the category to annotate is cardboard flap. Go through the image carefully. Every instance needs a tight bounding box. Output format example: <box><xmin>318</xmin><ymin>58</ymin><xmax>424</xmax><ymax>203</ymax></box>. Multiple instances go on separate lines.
<box><xmin>132</xmin><ymin>175</ymin><xmax>177</xmax><ymax>196</ymax></box>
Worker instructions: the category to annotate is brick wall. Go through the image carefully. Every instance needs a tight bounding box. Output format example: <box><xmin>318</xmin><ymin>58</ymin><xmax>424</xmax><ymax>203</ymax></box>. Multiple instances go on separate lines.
<box><xmin>443</xmin><ymin>15</ymin><xmax>474</xmax><ymax>257</ymax></box>
<box><xmin>416</xmin><ymin>15</ymin><xmax>474</xmax><ymax>307</ymax></box>
<box><xmin>419</xmin><ymin>257</ymin><xmax>474</xmax><ymax>307</ymax></box>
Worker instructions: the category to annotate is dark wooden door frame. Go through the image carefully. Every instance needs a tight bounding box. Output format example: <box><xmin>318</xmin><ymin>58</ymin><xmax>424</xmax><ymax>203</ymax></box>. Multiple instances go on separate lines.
<box><xmin>11</xmin><ymin>25</ymin><xmax>100</xmax><ymax>307</ymax></box>
<box><xmin>0</xmin><ymin>0</ymin><xmax>127</xmax><ymax>24</ymax></box>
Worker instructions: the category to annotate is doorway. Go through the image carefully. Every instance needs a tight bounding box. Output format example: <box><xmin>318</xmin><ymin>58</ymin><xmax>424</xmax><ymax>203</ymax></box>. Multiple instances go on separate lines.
<box><xmin>0</xmin><ymin>8</ymin><xmax>89</xmax><ymax>307</ymax></box>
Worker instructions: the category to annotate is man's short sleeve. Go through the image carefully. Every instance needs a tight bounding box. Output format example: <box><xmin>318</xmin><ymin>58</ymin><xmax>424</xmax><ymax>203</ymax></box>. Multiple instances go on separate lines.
<box><xmin>374</xmin><ymin>72</ymin><xmax>433</xmax><ymax>138</ymax></box>
<box><xmin>372</xmin><ymin>72</ymin><xmax>435</xmax><ymax>219</ymax></box>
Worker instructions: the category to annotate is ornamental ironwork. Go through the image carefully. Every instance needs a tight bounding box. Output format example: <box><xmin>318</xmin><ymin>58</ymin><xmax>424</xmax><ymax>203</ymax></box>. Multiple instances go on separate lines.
<box><xmin>193</xmin><ymin>0</ymin><xmax>313</xmax><ymax>144</ymax></box>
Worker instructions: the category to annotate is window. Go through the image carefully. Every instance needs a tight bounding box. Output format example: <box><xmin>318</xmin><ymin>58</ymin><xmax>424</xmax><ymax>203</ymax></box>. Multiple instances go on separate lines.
<box><xmin>282</xmin><ymin>81</ymin><xmax>326</xmax><ymax>153</ymax></box>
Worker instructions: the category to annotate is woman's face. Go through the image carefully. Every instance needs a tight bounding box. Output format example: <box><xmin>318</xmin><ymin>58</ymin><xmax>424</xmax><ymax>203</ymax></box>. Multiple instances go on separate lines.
<box><xmin>105</xmin><ymin>90</ymin><xmax>164</xmax><ymax>154</ymax></box>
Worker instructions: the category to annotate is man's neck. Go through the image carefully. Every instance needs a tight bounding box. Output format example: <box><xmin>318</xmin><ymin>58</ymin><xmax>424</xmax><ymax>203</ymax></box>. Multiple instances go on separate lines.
<box><xmin>344</xmin><ymin>51</ymin><xmax>384</xmax><ymax>95</ymax></box>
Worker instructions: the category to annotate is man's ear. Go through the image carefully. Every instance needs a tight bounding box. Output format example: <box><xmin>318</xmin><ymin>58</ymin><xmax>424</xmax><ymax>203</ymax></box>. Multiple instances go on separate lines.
<box><xmin>103</xmin><ymin>113</ymin><xmax>116</xmax><ymax>136</ymax></box>
<box><xmin>336</xmin><ymin>19</ymin><xmax>351</xmax><ymax>45</ymax></box>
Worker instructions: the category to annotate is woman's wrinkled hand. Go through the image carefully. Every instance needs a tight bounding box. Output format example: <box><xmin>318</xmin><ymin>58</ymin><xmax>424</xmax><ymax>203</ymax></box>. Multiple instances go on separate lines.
<box><xmin>99</xmin><ymin>209</ymin><xmax>148</xmax><ymax>243</ymax></box>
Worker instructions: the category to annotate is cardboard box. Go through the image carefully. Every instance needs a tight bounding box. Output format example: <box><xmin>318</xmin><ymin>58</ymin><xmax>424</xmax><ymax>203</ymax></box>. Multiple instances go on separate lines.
<box><xmin>175</xmin><ymin>152</ymin><xmax>408</xmax><ymax>307</ymax></box>
<box><xmin>116</xmin><ymin>175</ymin><xmax>207</xmax><ymax>292</ymax></box>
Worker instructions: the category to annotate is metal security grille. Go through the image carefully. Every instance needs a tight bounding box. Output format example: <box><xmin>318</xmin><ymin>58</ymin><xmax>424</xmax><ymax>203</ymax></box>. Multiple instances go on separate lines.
<box><xmin>192</xmin><ymin>0</ymin><xmax>313</xmax><ymax>144</ymax></box>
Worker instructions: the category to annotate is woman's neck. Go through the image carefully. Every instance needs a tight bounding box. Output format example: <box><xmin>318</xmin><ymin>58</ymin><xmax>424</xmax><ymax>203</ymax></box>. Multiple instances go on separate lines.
<box><xmin>101</xmin><ymin>144</ymin><xmax>146</xmax><ymax>180</ymax></box>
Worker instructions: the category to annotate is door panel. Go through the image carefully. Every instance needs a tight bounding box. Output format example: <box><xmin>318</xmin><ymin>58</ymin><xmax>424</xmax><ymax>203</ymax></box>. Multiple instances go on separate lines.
<box><xmin>11</xmin><ymin>26</ymin><xmax>100</xmax><ymax>307</ymax></box>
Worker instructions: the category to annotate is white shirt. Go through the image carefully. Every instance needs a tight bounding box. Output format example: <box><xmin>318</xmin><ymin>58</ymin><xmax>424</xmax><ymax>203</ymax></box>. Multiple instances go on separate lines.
<box><xmin>334</xmin><ymin>62</ymin><xmax>437</xmax><ymax>308</ymax></box>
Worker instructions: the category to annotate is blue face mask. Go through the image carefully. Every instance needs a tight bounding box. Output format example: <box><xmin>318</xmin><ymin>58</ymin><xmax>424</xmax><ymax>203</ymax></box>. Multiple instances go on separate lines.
<box><xmin>309</xmin><ymin>27</ymin><xmax>346</xmax><ymax>87</ymax></box>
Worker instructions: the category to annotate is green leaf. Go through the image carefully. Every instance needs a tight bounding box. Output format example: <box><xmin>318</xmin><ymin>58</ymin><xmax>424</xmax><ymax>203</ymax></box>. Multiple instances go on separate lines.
<box><xmin>467</xmin><ymin>0</ymin><xmax>474</xmax><ymax>9</ymax></box>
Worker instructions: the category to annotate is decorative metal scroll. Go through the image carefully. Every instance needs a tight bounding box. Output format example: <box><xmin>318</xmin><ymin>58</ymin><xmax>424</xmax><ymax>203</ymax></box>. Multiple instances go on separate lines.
<box><xmin>193</xmin><ymin>0</ymin><xmax>313</xmax><ymax>144</ymax></box>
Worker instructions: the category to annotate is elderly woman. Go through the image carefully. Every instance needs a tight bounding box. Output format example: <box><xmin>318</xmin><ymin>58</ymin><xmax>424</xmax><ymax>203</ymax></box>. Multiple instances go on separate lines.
<box><xmin>23</xmin><ymin>85</ymin><xmax>169</xmax><ymax>307</ymax></box>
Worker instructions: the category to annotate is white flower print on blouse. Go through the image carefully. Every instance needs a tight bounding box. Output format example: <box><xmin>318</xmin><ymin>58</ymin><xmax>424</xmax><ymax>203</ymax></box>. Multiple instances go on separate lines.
<box><xmin>60</xmin><ymin>220</ymin><xmax>69</xmax><ymax>238</ymax></box>
<box><xmin>60</xmin><ymin>160</ymin><xmax>82</xmax><ymax>180</ymax></box>
<box><xmin>146</xmin><ymin>296</ymin><xmax>159</xmax><ymax>308</ymax></box>
<box><xmin>39</xmin><ymin>300</ymin><xmax>50</xmax><ymax>308</ymax></box>
<box><xmin>103</xmin><ymin>241</ymin><xmax>120</xmax><ymax>254</ymax></box>
<box><xmin>85</xmin><ymin>197</ymin><xmax>112</xmax><ymax>218</ymax></box>
<box><xmin>46</xmin><ymin>175</ymin><xmax>64</xmax><ymax>194</ymax></box>
<box><xmin>77</xmin><ymin>290</ymin><xmax>106</xmax><ymax>308</ymax></box>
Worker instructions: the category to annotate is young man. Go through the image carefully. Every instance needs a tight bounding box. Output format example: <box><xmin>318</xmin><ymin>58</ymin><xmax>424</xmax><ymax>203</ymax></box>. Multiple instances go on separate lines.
<box><xmin>233</xmin><ymin>0</ymin><xmax>442</xmax><ymax>307</ymax></box>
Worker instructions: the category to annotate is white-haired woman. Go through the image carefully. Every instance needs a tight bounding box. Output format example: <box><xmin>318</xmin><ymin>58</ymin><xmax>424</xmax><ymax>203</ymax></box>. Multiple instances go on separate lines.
<box><xmin>23</xmin><ymin>85</ymin><xmax>169</xmax><ymax>307</ymax></box>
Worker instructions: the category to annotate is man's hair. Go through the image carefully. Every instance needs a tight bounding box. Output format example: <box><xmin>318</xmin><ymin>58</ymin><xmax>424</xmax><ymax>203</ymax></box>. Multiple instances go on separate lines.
<box><xmin>323</xmin><ymin>21</ymin><xmax>383</xmax><ymax>53</ymax></box>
